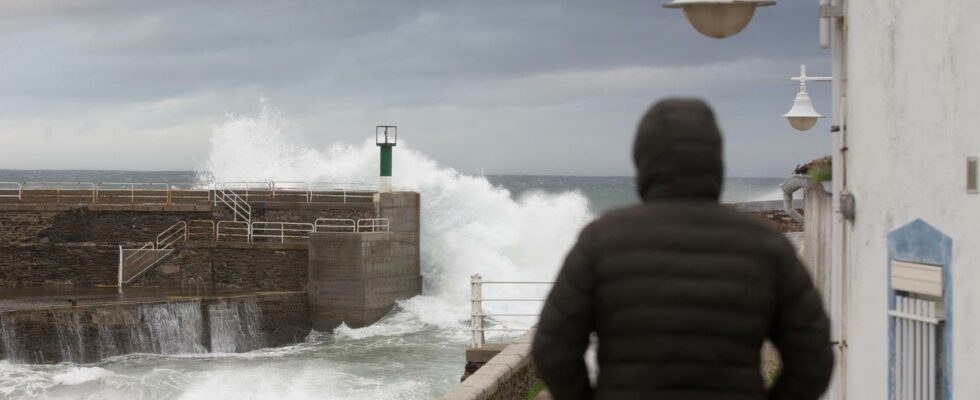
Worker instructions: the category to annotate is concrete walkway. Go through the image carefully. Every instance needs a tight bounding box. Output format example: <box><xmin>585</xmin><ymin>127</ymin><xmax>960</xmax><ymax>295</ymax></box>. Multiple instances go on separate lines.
<box><xmin>534</xmin><ymin>390</ymin><xmax>553</xmax><ymax>400</ymax></box>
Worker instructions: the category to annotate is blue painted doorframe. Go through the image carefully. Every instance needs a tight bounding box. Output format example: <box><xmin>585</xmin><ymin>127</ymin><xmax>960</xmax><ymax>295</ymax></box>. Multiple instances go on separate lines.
<box><xmin>887</xmin><ymin>219</ymin><xmax>953</xmax><ymax>399</ymax></box>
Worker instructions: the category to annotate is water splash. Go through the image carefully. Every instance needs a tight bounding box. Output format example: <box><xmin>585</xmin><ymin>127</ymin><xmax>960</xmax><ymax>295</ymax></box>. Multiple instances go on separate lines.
<box><xmin>199</xmin><ymin>106</ymin><xmax>595</xmax><ymax>338</ymax></box>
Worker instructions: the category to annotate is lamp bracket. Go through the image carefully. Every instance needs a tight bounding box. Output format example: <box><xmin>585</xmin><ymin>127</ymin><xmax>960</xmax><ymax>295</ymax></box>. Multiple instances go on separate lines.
<box><xmin>820</xmin><ymin>5</ymin><xmax>845</xmax><ymax>19</ymax></box>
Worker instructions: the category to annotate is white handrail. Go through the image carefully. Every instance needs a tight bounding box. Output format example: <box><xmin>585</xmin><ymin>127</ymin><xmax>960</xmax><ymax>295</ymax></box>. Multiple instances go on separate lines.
<box><xmin>214</xmin><ymin>185</ymin><xmax>252</xmax><ymax>222</ymax></box>
<box><xmin>217</xmin><ymin>220</ymin><xmax>250</xmax><ymax>241</ymax></box>
<box><xmin>270</xmin><ymin>181</ymin><xmax>311</xmax><ymax>201</ymax></box>
<box><xmin>156</xmin><ymin>221</ymin><xmax>187</xmax><ymax>249</ymax></box>
<box><xmin>0</xmin><ymin>182</ymin><xmax>22</xmax><ymax>200</ymax></box>
<box><xmin>250</xmin><ymin>221</ymin><xmax>314</xmax><ymax>243</ymax></box>
<box><xmin>223</xmin><ymin>181</ymin><xmax>270</xmax><ymax>201</ymax></box>
<box><xmin>470</xmin><ymin>274</ymin><xmax>553</xmax><ymax>348</ymax></box>
<box><xmin>314</xmin><ymin>218</ymin><xmax>356</xmax><ymax>232</ymax></box>
<box><xmin>186</xmin><ymin>219</ymin><xmax>216</xmax><ymax>241</ymax></box>
<box><xmin>168</xmin><ymin>184</ymin><xmax>211</xmax><ymax>204</ymax></box>
<box><xmin>356</xmin><ymin>218</ymin><xmax>390</xmax><ymax>232</ymax></box>
<box><xmin>98</xmin><ymin>182</ymin><xmax>169</xmax><ymax>204</ymax></box>
<box><xmin>22</xmin><ymin>182</ymin><xmax>97</xmax><ymax>204</ymax></box>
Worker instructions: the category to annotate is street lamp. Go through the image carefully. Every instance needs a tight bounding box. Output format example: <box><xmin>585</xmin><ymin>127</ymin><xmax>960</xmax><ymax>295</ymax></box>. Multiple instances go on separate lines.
<box><xmin>663</xmin><ymin>0</ymin><xmax>776</xmax><ymax>39</ymax></box>
<box><xmin>782</xmin><ymin>65</ymin><xmax>831</xmax><ymax>131</ymax></box>
<box><xmin>376</xmin><ymin>125</ymin><xmax>397</xmax><ymax>192</ymax></box>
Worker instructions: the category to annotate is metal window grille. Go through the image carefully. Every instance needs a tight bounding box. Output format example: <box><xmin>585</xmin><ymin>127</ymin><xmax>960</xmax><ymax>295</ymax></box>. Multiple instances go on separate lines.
<box><xmin>889</xmin><ymin>295</ymin><xmax>942</xmax><ymax>400</ymax></box>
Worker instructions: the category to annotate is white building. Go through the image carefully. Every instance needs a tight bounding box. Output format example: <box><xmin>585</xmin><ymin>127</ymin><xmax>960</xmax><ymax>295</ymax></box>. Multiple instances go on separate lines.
<box><xmin>837</xmin><ymin>1</ymin><xmax>979</xmax><ymax>399</ymax></box>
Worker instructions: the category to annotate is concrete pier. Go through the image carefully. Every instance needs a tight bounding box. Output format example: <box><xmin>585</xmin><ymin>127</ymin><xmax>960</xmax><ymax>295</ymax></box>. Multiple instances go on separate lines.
<box><xmin>308</xmin><ymin>192</ymin><xmax>421</xmax><ymax>330</ymax></box>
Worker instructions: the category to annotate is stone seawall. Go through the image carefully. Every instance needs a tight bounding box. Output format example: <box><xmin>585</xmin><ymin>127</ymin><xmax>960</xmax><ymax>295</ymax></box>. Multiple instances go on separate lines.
<box><xmin>0</xmin><ymin>202</ymin><xmax>376</xmax><ymax>287</ymax></box>
<box><xmin>0</xmin><ymin>292</ymin><xmax>309</xmax><ymax>364</ymax></box>
<box><xmin>133</xmin><ymin>243</ymin><xmax>309</xmax><ymax>291</ymax></box>
<box><xmin>441</xmin><ymin>330</ymin><xmax>538</xmax><ymax>400</ymax></box>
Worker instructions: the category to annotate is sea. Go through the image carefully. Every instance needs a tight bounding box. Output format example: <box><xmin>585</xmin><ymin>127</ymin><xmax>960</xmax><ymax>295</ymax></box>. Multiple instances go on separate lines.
<box><xmin>0</xmin><ymin>110</ymin><xmax>790</xmax><ymax>400</ymax></box>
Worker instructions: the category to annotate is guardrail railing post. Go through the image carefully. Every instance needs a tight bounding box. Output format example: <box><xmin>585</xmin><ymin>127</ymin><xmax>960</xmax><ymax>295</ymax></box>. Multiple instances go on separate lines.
<box><xmin>118</xmin><ymin>245</ymin><xmax>124</xmax><ymax>288</ymax></box>
<box><xmin>471</xmin><ymin>274</ymin><xmax>485</xmax><ymax>348</ymax></box>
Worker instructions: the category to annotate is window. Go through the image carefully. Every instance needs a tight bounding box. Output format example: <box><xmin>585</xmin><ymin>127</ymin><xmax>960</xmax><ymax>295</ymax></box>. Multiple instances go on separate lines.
<box><xmin>890</xmin><ymin>261</ymin><xmax>945</xmax><ymax>400</ymax></box>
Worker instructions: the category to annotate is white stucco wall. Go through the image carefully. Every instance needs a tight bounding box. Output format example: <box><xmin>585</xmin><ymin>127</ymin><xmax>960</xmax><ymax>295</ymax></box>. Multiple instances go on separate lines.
<box><xmin>844</xmin><ymin>0</ymin><xmax>980</xmax><ymax>398</ymax></box>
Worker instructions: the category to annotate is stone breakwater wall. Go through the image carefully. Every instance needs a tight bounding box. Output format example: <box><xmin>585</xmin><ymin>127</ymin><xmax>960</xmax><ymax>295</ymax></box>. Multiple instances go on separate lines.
<box><xmin>0</xmin><ymin>292</ymin><xmax>309</xmax><ymax>364</ymax></box>
<box><xmin>131</xmin><ymin>242</ymin><xmax>309</xmax><ymax>291</ymax></box>
<box><xmin>0</xmin><ymin>202</ymin><xmax>374</xmax><ymax>287</ymax></box>
<box><xmin>441</xmin><ymin>330</ymin><xmax>538</xmax><ymax>400</ymax></box>
<box><xmin>0</xmin><ymin>206</ymin><xmax>212</xmax><ymax>287</ymax></box>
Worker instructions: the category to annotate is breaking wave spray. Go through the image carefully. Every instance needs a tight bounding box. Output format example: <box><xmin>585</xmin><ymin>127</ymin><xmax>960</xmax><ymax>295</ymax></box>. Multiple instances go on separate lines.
<box><xmin>200</xmin><ymin>106</ymin><xmax>594</xmax><ymax>338</ymax></box>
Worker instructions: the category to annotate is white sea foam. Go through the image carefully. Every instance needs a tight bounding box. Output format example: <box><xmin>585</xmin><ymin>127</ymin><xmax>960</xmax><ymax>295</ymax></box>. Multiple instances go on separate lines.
<box><xmin>200</xmin><ymin>106</ymin><xmax>595</xmax><ymax>338</ymax></box>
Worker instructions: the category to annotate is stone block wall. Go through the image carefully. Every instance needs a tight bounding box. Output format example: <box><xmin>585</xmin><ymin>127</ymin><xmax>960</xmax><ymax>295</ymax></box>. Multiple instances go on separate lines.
<box><xmin>440</xmin><ymin>330</ymin><xmax>538</xmax><ymax>400</ymax></box>
<box><xmin>0</xmin><ymin>202</ymin><xmax>375</xmax><ymax>287</ymax></box>
<box><xmin>132</xmin><ymin>243</ymin><xmax>309</xmax><ymax>291</ymax></box>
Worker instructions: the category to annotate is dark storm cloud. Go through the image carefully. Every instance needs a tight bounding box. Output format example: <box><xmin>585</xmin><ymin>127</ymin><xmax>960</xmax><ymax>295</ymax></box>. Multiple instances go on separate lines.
<box><xmin>0</xmin><ymin>0</ymin><xmax>832</xmax><ymax>176</ymax></box>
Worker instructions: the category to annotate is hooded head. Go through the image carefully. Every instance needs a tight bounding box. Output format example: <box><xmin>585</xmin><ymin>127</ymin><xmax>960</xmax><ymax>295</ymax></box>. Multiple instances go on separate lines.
<box><xmin>633</xmin><ymin>98</ymin><xmax>724</xmax><ymax>202</ymax></box>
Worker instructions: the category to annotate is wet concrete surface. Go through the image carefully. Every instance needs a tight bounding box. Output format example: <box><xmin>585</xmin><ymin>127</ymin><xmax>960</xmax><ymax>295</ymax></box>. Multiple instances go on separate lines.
<box><xmin>0</xmin><ymin>286</ymin><xmax>289</xmax><ymax>312</ymax></box>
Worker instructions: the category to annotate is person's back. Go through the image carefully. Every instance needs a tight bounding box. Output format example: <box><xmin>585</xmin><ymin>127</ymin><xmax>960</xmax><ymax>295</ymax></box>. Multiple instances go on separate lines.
<box><xmin>532</xmin><ymin>99</ymin><xmax>833</xmax><ymax>400</ymax></box>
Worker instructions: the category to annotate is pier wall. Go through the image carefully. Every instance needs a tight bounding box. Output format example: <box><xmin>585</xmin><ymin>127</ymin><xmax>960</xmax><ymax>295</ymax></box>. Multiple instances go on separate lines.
<box><xmin>0</xmin><ymin>202</ymin><xmax>375</xmax><ymax>288</ymax></box>
<box><xmin>133</xmin><ymin>243</ymin><xmax>309</xmax><ymax>291</ymax></box>
<box><xmin>0</xmin><ymin>207</ymin><xmax>212</xmax><ymax>287</ymax></box>
<box><xmin>441</xmin><ymin>330</ymin><xmax>538</xmax><ymax>400</ymax></box>
<box><xmin>308</xmin><ymin>192</ymin><xmax>422</xmax><ymax>330</ymax></box>
<box><xmin>0</xmin><ymin>292</ymin><xmax>309</xmax><ymax>364</ymax></box>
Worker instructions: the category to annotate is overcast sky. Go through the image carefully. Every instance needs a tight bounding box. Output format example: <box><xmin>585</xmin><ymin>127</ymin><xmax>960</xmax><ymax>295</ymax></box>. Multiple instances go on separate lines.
<box><xmin>0</xmin><ymin>0</ymin><xmax>832</xmax><ymax>177</ymax></box>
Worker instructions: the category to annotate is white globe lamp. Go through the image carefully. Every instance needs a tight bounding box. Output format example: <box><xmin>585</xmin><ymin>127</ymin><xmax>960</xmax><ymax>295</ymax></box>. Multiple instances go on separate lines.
<box><xmin>782</xmin><ymin>65</ymin><xmax>828</xmax><ymax>132</ymax></box>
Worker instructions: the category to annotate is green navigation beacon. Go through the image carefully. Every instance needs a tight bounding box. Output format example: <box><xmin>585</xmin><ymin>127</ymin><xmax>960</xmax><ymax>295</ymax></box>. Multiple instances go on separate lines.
<box><xmin>376</xmin><ymin>125</ymin><xmax>397</xmax><ymax>192</ymax></box>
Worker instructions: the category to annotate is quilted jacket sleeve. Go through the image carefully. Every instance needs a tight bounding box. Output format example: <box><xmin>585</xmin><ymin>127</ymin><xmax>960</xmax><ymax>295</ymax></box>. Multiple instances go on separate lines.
<box><xmin>768</xmin><ymin>240</ymin><xmax>835</xmax><ymax>400</ymax></box>
<box><xmin>532</xmin><ymin>228</ymin><xmax>596</xmax><ymax>400</ymax></box>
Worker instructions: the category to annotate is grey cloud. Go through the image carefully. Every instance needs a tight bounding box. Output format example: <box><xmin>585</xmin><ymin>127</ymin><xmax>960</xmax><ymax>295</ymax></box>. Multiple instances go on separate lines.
<box><xmin>0</xmin><ymin>0</ymin><xmax>833</xmax><ymax>176</ymax></box>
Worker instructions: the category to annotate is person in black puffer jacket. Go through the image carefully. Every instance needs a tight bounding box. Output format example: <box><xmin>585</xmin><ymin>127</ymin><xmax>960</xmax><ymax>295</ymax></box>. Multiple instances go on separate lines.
<box><xmin>532</xmin><ymin>98</ymin><xmax>833</xmax><ymax>400</ymax></box>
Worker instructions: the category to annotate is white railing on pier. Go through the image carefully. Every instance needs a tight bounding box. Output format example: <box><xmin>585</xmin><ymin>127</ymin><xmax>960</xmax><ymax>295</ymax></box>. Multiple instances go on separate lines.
<box><xmin>309</xmin><ymin>182</ymin><xmax>377</xmax><ymax>203</ymax></box>
<box><xmin>156</xmin><ymin>221</ymin><xmax>187</xmax><ymax>250</ymax></box>
<box><xmin>168</xmin><ymin>183</ymin><xmax>211</xmax><ymax>204</ymax></box>
<box><xmin>217</xmin><ymin>220</ymin><xmax>251</xmax><ymax>241</ymax></box>
<box><xmin>97</xmin><ymin>182</ymin><xmax>170</xmax><ymax>204</ymax></box>
<box><xmin>6</xmin><ymin>180</ymin><xmax>379</xmax><ymax>205</ymax></box>
<box><xmin>22</xmin><ymin>182</ymin><xmax>97</xmax><ymax>204</ymax></box>
<box><xmin>118</xmin><ymin>242</ymin><xmax>174</xmax><ymax>286</ymax></box>
<box><xmin>214</xmin><ymin>185</ymin><xmax>252</xmax><ymax>222</ymax></box>
<box><xmin>890</xmin><ymin>295</ymin><xmax>942</xmax><ymax>400</ymax></box>
<box><xmin>314</xmin><ymin>218</ymin><xmax>356</xmax><ymax>232</ymax></box>
<box><xmin>470</xmin><ymin>274</ymin><xmax>553</xmax><ymax>348</ymax></box>
<box><xmin>250</xmin><ymin>221</ymin><xmax>315</xmax><ymax>243</ymax></box>
<box><xmin>0</xmin><ymin>182</ymin><xmax>22</xmax><ymax>200</ymax></box>
<box><xmin>186</xmin><ymin>219</ymin><xmax>216</xmax><ymax>241</ymax></box>
<box><xmin>356</xmin><ymin>218</ymin><xmax>390</xmax><ymax>232</ymax></box>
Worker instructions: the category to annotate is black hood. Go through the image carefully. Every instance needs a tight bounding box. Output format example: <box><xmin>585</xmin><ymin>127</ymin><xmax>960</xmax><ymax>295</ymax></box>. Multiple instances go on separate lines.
<box><xmin>633</xmin><ymin>98</ymin><xmax>724</xmax><ymax>202</ymax></box>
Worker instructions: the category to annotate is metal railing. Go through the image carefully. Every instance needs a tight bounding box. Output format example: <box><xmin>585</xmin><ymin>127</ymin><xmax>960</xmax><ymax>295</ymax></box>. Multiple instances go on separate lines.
<box><xmin>118</xmin><ymin>242</ymin><xmax>175</xmax><ymax>285</ymax></box>
<box><xmin>250</xmin><ymin>221</ymin><xmax>315</xmax><ymax>243</ymax></box>
<box><xmin>97</xmin><ymin>182</ymin><xmax>170</xmax><ymax>204</ymax></box>
<box><xmin>21</xmin><ymin>182</ymin><xmax>97</xmax><ymax>204</ymax></box>
<box><xmin>309</xmin><ymin>182</ymin><xmax>377</xmax><ymax>203</ymax></box>
<box><xmin>156</xmin><ymin>221</ymin><xmax>187</xmax><ymax>250</ymax></box>
<box><xmin>186</xmin><ymin>219</ymin><xmax>216</xmax><ymax>241</ymax></box>
<box><xmin>0</xmin><ymin>182</ymin><xmax>22</xmax><ymax>200</ymax></box>
<box><xmin>890</xmin><ymin>295</ymin><xmax>942</xmax><ymax>400</ymax></box>
<box><xmin>217</xmin><ymin>220</ymin><xmax>251</xmax><ymax>242</ymax></box>
<box><xmin>214</xmin><ymin>185</ymin><xmax>252</xmax><ymax>222</ymax></box>
<box><xmin>314</xmin><ymin>218</ymin><xmax>357</xmax><ymax>232</ymax></box>
<box><xmin>470</xmin><ymin>274</ymin><xmax>553</xmax><ymax>348</ymax></box>
<box><xmin>168</xmin><ymin>183</ymin><xmax>211</xmax><ymax>204</ymax></box>
<box><xmin>4</xmin><ymin>180</ymin><xmax>379</xmax><ymax>205</ymax></box>
<box><xmin>356</xmin><ymin>218</ymin><xmax>390</xmax><ymax>232</ymax></box>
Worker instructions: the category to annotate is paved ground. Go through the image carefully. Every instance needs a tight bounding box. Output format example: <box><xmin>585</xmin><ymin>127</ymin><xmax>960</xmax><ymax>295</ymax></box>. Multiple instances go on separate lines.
<box><xmin>534</xmin><ymin>390</ymin><xmax>552</xmax><ymax>400</ymax></box>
